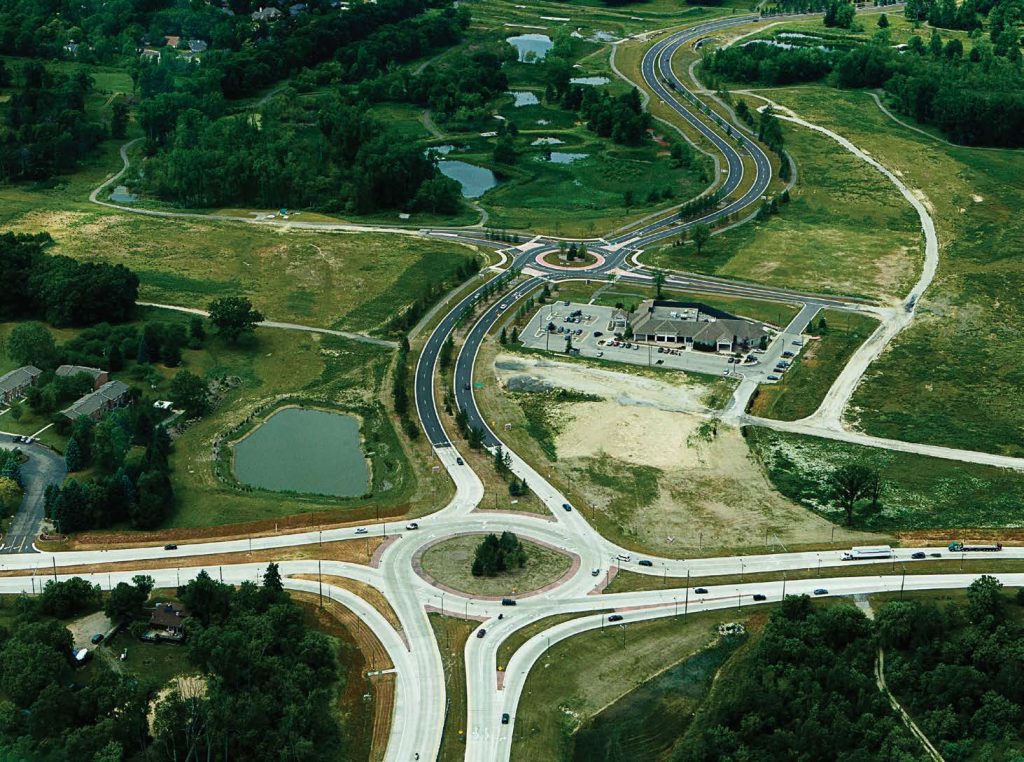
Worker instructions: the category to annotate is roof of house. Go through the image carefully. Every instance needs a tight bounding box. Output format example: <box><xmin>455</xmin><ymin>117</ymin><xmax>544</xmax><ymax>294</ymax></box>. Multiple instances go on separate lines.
<box><xmin>150</xmin><ymin>602</ymin><xmax>189</xmax><ymax>629</ymax></box>
<box><xmin>0</xmin><ymin>366</ymin><xmax>42</xmax><ymax>394</ymax></box>
<box><xmin>188</xmin><ymin>39</ymin><xmax>208</xmax><ymax>52</ymax></box>
<box><xmin>631</xmin><ymin>300</ymin><xmax>768</xmax><ymax>345</ymax></box>
<box><xmin>61</xmin><ymin>380</ymin><xmax>131</xmax><ymax>419</ymax></box>
<box><xmin>252</xmin><ymin>6</ymin><xmax>283</xmax><ymax>20</ymax></box>
<box><xmin>56</xmin><ymin>365</ymin><xmax>105</xmax><ymax>381</ymax></box>
<box><xmin>164</xmin><ymin>35</ymin><xmax>181</xmax><ymax>47</ymax></box>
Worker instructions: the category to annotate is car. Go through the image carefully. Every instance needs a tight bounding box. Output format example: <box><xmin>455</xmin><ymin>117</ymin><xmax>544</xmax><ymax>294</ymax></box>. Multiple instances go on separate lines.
<box><xmin>562</xmin><ymin>503</ymin><xmax>572</xmax><ymax>512</ymax></box>
<box><xmin>355</xmin><ymin>527</ymin><xmax>369</xmax><ymax>535</ymax></box>
<box><xmin>638</xmin><ymin>559</ymin><xmax>653</xmax><ymax>567</ymax></box>
<box><xmin>633</xmin><ymin>345</ymin><xmax>639</xmax><ymax>351</ymax></box>
<box><xmin>463</xmin><ymin>383</ymin><xmax>471</xmax><ymax>391</ymax></box>
<box><xmin>722</xmin><ymin>369</ymin><xmax>730</xmax><ymax>376</ymax></box>
<box><xmin>782</xmin><ymin>351</ymin><xmax>795</xmax><ymax>358</ymax></box>
<box><xmin>616</xmin><ymin>554</ymin><xmax>631</xmax><ymax>562</ymax></box>
<box><xmin>752</xmin><ymin>594</ymin><xmax>767</xmax><ymax>601</ymax></box>
<box><xmin>767</xmin><ymin>375</ymin><xmax>780</xmax><ymax>381</ymax></box>
<box><xmin>10</xmin><ymin>435</ymin><xmax>23</xmax><ymax>443</ymax></box>
<box><xmin>501</xmin><ymin>713</ymin><xmax>510</xmax><ymax>725</ymax></box>
<box><xmin>911</xmin><ymin>551</ymin><xmax>926</xmax><ymax>559</ymax></box>
<box><xmin>163</xmin><ymin>543</ymin><xmax>177</xmax><ymax>550</ymax></box>
<box><xmin>90</xmin><ymin>634</ymin><xmax>104</xmax><ymax>645</ymax></box>
<box><xmin>591</xmin><ymin>568</ymin><xmax>601</xmax><ymax>577</ymax></box>
<box><xmin>499</xmin><ymin>304</ymin><xmax>508</xmax><ymax>311</ymax></box>
<box><xmin>406</xmin><ymin>522</ymin><xmax>420</xmax><ymax>530</ymax></box>
<box><xmin>813</xmin><ymin>588</ymin><xmax>828</xmax><ymax>596</ymax></box>
<box><xmin>593</xmin><ymin>331</ymin><xmax>603</xmax><ymax>338</ymax></box>
<box><xmin>476</xmin><ymin>629</ymin><xmax>487</xmax><ymax>638</ymax></box>
<box><xmin>607</xmin><ymin>614</ymin><xmax>623</xmax><ymax>622</ymax></box>
<box><xmin>929</xmin><ymin>552</ymin><xmax>942</xmax><ymax>558</ymax></box>
<box><xmin>456</xmin><ymin>457</ymin><xmax>464</xmax><ymax>465</ymax></box>
<box><xmin>694</xmin><ymin>588</ymin><xmax>709</xmax><ymax>595</ymax></box>
<box><xmin>792</xmin><ymin>339</ymin><xmax>803</xmax><ymax>346</ymax></box>
<box><xmin>596</xmin><ymin>351</ymin><xmax>604</xmax><ymax>358</ymax></box>
<box><xmin>501</xmin><ymin>598</ymin><xmax>517</xmax><ymax>606</ymax></box>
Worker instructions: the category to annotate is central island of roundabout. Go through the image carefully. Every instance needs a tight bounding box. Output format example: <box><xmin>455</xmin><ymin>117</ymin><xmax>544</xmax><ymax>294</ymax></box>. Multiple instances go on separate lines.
<box><xmin>534</xmin><ymin>247</ymin><xmax>605</xmax><ymax>271</ymax></box>
<box><xmin>415</xmin><ymin>533</ymin><xmax>578</xmax><ymax>599</ymax></box>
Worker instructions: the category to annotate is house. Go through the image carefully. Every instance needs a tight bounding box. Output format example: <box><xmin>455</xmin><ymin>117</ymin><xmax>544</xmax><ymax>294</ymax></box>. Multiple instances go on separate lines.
<box><xmin>187</xmin><ymin>39</ymin><xmax>208</xmax><ymax>53</ymax></box>
<box><xmin>146</xmin><ymin>602</ymin><xmax>189</xmax><ymax>643</ymax></box>
<box><xmin>251</xmin><ymin>6</ymin><xmax>284</xmax><ymax>21</ymax></box>
<box><xmin>629</xmin><ymin>300</ymin><xmax>771</xmax><ymax>352</ymax></box>
<box><xmin>56</xmin><ymin>365</ymin><xmax>109</xmax><ymax>390</ymax></box>
<box><xmin>140</xmin><ymin>49</ymin><xmax>161</xmax><ymax>61</ymax></box>
<box><xmin>289</xmin><ymin>2</ymin><xmax>309</xmax><ymax>15</ymax></box>
<box><xmin>61</xmin><ymin>380</ymin><xmax>132</xmax><ymax>421</ymax></box>
<box><xmin>164</xmin><ymin>35</ymin><xmax>181</xmax><ymax>48</ymax></box>
<box><xmin>0</xmin><ymin>366</ymin><xmax>42</xmax><ymax>405</ymax></box>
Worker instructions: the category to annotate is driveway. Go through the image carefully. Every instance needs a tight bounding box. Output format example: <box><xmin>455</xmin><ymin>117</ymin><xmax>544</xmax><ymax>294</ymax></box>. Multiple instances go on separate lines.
<box><xmin>67</xmin><ymin>610</ymin><xmax>114</xmax><ymax>651</ymax></box>
<box><xmin>0</xmin><ymin>436</ymin><xmax>67</xmax><ymax>554</ymax></box>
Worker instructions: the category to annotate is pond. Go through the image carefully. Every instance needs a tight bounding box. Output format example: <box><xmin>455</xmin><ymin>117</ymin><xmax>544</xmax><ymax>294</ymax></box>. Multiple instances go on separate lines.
<box><xmin>508</xmin><ymin>90</ymin><xmax>540</xmax><ymax>107</ymax></box>
<box><xmin>438</xmin><ymin>160</ymin><xmax>500</xmax><ymax>198</ymax></box>
<box><xmin>233</xmin><ymin>408</ymin><xmax>369</xmax><ymax>497</ymax></box>
<box><xmin>110</xmin><ymin>185</ymin><xmax>138</xmax><ymax>203</ymax></box>
<box><xmin>506</xmin><ymin>33</ymin><xmax>553</xmax><ymax>63</ymax></box>
<box><xmin>544</xmin><ymin>152</ymin><xmax>589</xmax><ymax>164</ymax></box>
<box><xmin>569</xmin><ymin>76</ymin><xmax>610</xmax><ymax>86</ymax></box>
<box><xmin>426</xmin><ymin>144</ymin><xmax>457</xmax><ymax>156</ymax></box>
<box><xmin>531</xmin><ymin>137</ymin><xmax>564</xmax><ymax>146</ymax></box>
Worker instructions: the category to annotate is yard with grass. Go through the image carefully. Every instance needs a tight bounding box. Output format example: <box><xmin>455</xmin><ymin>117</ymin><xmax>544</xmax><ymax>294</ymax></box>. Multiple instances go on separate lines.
<box><xmin>747</xmin><ymin>427</ymin><xmax>1024</xmax><ymax>532</ymax></box>
<box><xmin>430</xmin><ymin>613</ymin><xmax>477</xmax><ymax>762</ymax></box>
<box><xmin>510</xmin><ymin>608</ymin><xmax>760</xmax><ymax>762</ymax></box>
<box><xmin>748</xmin><ymin>310</ymin><xmax>878</xmax><ymax>421</ymax></box>
<box><xmin>419</xmin><ymin>534</ymin><xmax>573</xmax><ymax>596</ymax></box>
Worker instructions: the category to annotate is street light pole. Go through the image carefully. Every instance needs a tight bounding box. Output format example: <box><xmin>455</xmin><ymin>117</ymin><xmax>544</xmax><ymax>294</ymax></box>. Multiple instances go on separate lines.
<box><xmin>782</xmin><ymin>571</ymin><xmax>786</xmax><ymax>600</ymax></box>
<box><xmin>684</xmin><ymin>570</ymin><xmax>690</xmax><ymax>615</ymax></box>
<box><xmin>440</xmin><ymin>592</ymin><xmax>445</xmax><ymax>617</ymax></box>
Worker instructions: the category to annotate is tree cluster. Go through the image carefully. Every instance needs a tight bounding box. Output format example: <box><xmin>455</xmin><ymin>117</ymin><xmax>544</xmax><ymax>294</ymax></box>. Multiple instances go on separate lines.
<box><xmin>704</xmin><ymin>24</ymin><xmax>1024</xmax><ymax>147</ymax></box>
<box><xmin>471</xmin><ymin>531</ymin><xmax>528</xmax><ymax>576</ymax></box>
<box><xmin>154</xmin><ymin>567</ymin><xmax>345</xmax><ymax>761</ymax></box>
<box><xmin>392</xmin><ymin>337</ymin><xmax>419</xmax><ymax>440</ymax></box>
<box><xmin>673</xmin><ymin>595</ymin><xmax>925</xmax><ymax>761</ymax></box>
<box><xmin>877</xmin><ymin>576</ymin><xmax>1024</xmax><ymax>758</ymax></box>
<box><xmin>0</xmin><ymin>232</ymin><xmax>138</xmax><ymax>327</ymax></box>
<box><xmin>0</xmin><ymin>61</ymin><xmax>105</xmax><ymax>182</ymax></box>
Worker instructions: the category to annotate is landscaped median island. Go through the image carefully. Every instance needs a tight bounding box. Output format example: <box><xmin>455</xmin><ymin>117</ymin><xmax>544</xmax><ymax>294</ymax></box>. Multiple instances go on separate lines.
<box><xmin>419</xmin><ymin>533</ymin><xmax>574</xmax><ymax>597</ymax></box>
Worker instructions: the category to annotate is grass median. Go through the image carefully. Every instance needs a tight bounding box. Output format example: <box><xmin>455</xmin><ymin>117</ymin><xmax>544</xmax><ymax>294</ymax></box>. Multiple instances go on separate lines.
<box><xmin>420</xmin><ymin>535</ymin><xmax>573</xmax><ymax>597</ymax></box>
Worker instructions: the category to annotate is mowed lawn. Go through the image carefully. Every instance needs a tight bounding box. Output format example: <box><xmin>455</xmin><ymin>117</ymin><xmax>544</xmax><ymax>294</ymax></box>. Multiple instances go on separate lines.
<box><xmin>646</xmin><ymin>119</ymin><xmax>923</xmax><ymax>303</ymax></box>
<box><xmin>420</xmin><ymin>534</ymin><xmax>572</xmax><ymax>597</ymax></box>
<box><xmin>755</xmin><ymin>87</ymin><xmax>1024</xmax><ymax>457</ymax></box>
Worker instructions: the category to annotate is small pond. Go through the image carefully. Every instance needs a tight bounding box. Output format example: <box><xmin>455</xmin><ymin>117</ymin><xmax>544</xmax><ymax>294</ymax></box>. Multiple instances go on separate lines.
<box><xmin>544</xmin><ymin>151</ymin><xmax>589</xmax><ymax>164</ymax></box>
<box><xmin>438</xmin><ymin>160</ymin><xmax>500</xmax><ymax>198</ymax></box>
<box><xmin>507</xmin><ymin>33</ymin><xmax>553</xmax><ymax>63</ymax></box>
<box><xmin>531</xmin><ymin>137</ymin><xmax>564</xmax><ymax>146</ymax></box>
<box><xmin>233</xmin><ymin>408</ymin><xmax>369</xmax><ymax>497</ymax></box>
<box><xmin>569</xmin><ymin>76</ymin><xmax>610</xmax><ymax>86</ymax></box>
<box><xmin>508</xmin><ymin>90</ymin><xmax>540</xmax><ymax>107</ymax></box>
<box><xmin>110</xmin><ymin>185</ymin><xmax>138</xmax><ymax>203</ymax></box>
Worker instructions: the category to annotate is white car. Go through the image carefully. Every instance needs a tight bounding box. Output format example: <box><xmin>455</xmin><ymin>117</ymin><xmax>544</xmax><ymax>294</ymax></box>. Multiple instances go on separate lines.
<box><xmin>355</xmin><ymin>527</ymin><xmax>369</xmax><ymax>535</ymax></box>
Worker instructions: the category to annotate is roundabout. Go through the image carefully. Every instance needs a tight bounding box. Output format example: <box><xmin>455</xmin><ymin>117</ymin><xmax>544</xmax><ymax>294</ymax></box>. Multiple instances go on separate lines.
<box><xmin>533</xmin><ymin>247</ymin><xmax>605</xmax><ymax>271</ymax></box>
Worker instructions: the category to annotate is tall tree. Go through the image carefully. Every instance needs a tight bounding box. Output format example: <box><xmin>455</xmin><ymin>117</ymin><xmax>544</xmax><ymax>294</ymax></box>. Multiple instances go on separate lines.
<box><xmin>207</xmin><ymin>297</ymin><xmax>264</xmax><ymax>343</ymax></box>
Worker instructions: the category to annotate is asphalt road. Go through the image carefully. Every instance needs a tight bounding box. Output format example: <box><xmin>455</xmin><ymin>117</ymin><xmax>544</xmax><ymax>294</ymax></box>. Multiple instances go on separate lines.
<box><xmin>0</xmin><ymin>439</ymin><xmax>65</xmax><ymax>554</ymax></box>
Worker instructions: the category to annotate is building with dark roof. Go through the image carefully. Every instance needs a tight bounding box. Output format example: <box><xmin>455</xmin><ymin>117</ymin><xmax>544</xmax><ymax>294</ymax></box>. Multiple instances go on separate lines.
<box><xmin>629</xmin><ymin>300</ymin><xmax>771</xmax><ymax>352</ymax></box>
<box><xmin>61</xmin><ymin>380</ymin><xmax>132</xmax><ymax>421</ymax></box>
<box><xmin>0</xmin><ymin>366</ymin><xmax>42</xmax><ymax>405</ymax></box>
<box><xmin>56</xmin><ymin>365</ymin><xmax>108</xmax><ymax>389</ymax></box>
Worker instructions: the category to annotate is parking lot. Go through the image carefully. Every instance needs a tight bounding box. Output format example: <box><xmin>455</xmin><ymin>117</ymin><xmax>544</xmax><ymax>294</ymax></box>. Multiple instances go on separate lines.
<box><xmin>517</xmin><ymin>301</ymin><xmax>806</xmax><ymax>383</ymax></box>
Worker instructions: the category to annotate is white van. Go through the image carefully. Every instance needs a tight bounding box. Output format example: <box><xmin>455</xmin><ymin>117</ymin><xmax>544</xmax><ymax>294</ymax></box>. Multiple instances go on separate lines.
<box><xmin>616</xmin><ymin>553</ymin><xmax>631</xmax><ymax>562</ymax></box>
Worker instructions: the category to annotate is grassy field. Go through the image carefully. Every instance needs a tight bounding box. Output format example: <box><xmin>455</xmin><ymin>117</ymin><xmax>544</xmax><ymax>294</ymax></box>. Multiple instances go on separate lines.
<box><xmin>747</xmin><ymin>427</ymin><xmax>1024</xmax><ymax>532</ymax></box>
<box><xmin>748</xmin><ymin>309</ymin><xmax>878</xmax><ymax>420</ymax></box>
<box><xmin>510</xmin><ymin>607</ymin><xmax>759</xmax><ymax>762</ymax></box>
<box><xmin>644</xmin><ymin>118</ymin><xmax>923</xmax><ymax>302</ymax></box>
<box><xmin>741</xmin><ymin>87</ymin><xmax>1024</xmax><ymax>458</ymax></box>
<box><xmin>420</xmin><ymin>535</ymin><xmax>572</xmax><ymax>596</ymax></box>
<box><xmin>429</xmin><ymin>613</ymin><xmax>478</xmax><ymax>762</ymax></box>
<box><xmin>497</xmin><ymin>612</ymin><xmax>598</xmax><ymax>671</ymax></box>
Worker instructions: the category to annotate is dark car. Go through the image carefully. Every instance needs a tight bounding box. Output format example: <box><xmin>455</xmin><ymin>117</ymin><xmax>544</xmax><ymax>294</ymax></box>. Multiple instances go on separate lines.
<box><xmin>638</xmin><ymin>559</ymin><xmax>653</xmax><ymax>567</ymax></box>
<box><xmin>501</xmin><ymin>713</ymin><xmax>510</xmax><ymax>725</ymax></box>
<box><xmin>90</xmin><ymin>634</ymin><xmax>104</xmax><ymax>645</ymax></box>
<box><xmin>813</xmin><ymin>588</ymin><xmax>828</xmax><ymax>596</ymax></box>
<box><xmin>463</xmin><ymin>383</ymin><xmax>471</xmax><ymax>391</ymax></box>
<box><xmin>752</xmin><ymin>593</ymin><xmax>767</xmax><ymax>601</ymax></box>
<box><xmin>476</xmin><ymin>629</ymin><xmax>486</xmax><ymax>638</ymax></box>
<box><xmin>501</xmin><ymin>598</ymin><xmax>517</xmax><ymax>606</ymax></box>
<box><xmin>911</xmin><ymin>551</ymin><xmax>926</xmax><ymax>559</ymax></box>
<box><xmin>562</xmin><ymin>503</ymin><xmax>572</xmax><ymax>512</ymax></box>
<box><xmin>163</xmin><ymin>544</ymin><xmax>177</xmax><ymax>550</ymax></box>
<box><xmin>456</xmin><ymin>457</ymin><xmax>464</xmax><ymax>465</ymax></box>
<box><xmin>929</xmin><ymin>552</ymin><xmax>942</xmax><ymax>558</ymax></box>
<box><xmin>607</xmin><ymin>614</ymin><xmax>623</xmax><ymax>622</ymax></box>
<box><xmin>694</xmin><ymin>588</ymin><xmax>709</xmax><ymax>595</ymax></box>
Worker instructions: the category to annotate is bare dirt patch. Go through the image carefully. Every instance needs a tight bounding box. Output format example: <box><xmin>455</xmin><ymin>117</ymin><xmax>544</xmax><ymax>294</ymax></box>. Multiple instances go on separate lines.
<box><xmin>67</xmin><ymin>610</ymin><xmax>114</xmax><ymax>649</ymax></box>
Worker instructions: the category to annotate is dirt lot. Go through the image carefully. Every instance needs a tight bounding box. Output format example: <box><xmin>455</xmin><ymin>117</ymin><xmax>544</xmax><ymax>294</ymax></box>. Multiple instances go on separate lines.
<box><xmin>67</xmin><ymin>610</ymin><xmax>114</xmax><ymax>650</ymax></box>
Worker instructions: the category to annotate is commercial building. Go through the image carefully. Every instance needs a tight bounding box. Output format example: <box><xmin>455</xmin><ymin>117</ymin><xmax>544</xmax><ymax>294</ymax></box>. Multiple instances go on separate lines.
<box><xmin>627</xmin><ymin>300</ymin><xmax>771</xmax><ymax>352</ymax></box>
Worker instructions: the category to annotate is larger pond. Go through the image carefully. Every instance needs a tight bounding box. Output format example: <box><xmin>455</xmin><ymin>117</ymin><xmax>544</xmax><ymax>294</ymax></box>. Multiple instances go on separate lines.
<box><xmin>438</xmin><ymin>160</ymin><xmax>500</xmax><ymax>198</ymax></box>
<box><xmin>506</xmin><ymin>33</ymin><xmax>553</xmax><ymax>62</ymax></box>
<box><xmin>233</xmin><ymin>408</ymin><xmax>369</xmax><ymax>497</ymax></box>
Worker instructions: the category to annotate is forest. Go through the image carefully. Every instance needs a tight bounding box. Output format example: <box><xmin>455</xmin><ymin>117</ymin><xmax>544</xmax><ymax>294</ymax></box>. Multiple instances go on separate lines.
<box><xmin>703</xmin><ymin>15</ymin><xmax>1024</xmax><ymax>147</ymax></box>
<box><xmin>0</xmin><ymin>233</ymin><xmax>139</xmax><ymax>326</ymax></box>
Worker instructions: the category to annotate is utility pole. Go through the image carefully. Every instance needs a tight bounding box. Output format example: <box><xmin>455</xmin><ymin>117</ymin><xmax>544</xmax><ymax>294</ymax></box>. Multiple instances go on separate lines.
<box><xmin>620</xmin><ymin>624</ymin><xmax>626</xmax><ymax>648</ymax></box>
<box><xmin>52</xmin><ymin>556</ymin><xmax>57</xmax><ymax>582</ymax></box>
<box><xmin>900</xmin><ymin>565</ymin><xmax>906</xmax><ymax>601</ymax></box>
<box><xmin>781</xmin><ymin>571</ymin><xmax>786</xmax><ymax>600</ymax></box>
<box><xmin>684</xmin><ymin>570</ymin><xmax>690</xmax><ymax>615</ymax></box>
<box><xmin>318</xmin><ymin>559</ymin><xmax>323</xmax><ymax>608</ymax></box>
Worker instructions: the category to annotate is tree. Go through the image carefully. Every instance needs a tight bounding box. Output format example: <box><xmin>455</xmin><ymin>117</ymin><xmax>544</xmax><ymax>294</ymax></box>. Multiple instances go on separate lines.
<box><xmin>263</xmin><ymin>562</ymin><xmax>284</xmax><ymax>593</ymax></box>
<box><xmin>493</xmin><ymin>134</ymin><xmax>517</xmax><ymax>164</ymax></box>
<box><xmin>829</xmin><ymin>463</ymin><xmax>879</xmax><ymax>525</ymax></box>
<box><xmin>169</xmin><ymin>369</ymin><xmax>208</xmax><ymax>417</ymax></box>
<box><xmin>207</xmin><ymin>297</ymin><xmax>263</xmax><ymax>343</ymax></box>
<box><xmin>878</xmin><ymin>12</ymin><xmax>890</xmax><ymax>27</ymax></box>
<box><xmin>692</xmin><ymin>223</ymin><xmax>711</xmax><ymax>255</ymax></box>
<box><xmin>110</xmin><ymin>100</ymin><xmax>129</xmax><ymax>139</ymax></box>
<box><xmin>653</xmin><ymin>269</ymin><xmax>666</xmax><ymax>298</ymax></box>
<box><xmin>0</xmin><ymin>476</ymin><xmax>22</xmax><ymax>515</ymax></box>
<box><xmin>966</xmin><ymin>574</ymin><xmax>1004</xmax><ymax>625</ymax></box>
<box><xmin>7</xmin><ymin>321</ymin><xmax>56</xmax><ymax>367</ymax></box>
<box><xmin>92</xmin><ymin>415</ymin><xmax>130</xmax><ymax>472</ymax></box>
<box><xmin>104</xmin><ymin>575</ymin><xmax>154</xmax><ymax>624</ymax></box>
<box><xmin>64</xmin><ymin>436</ymin><xmax>85</xmax><ymax>472</ymax></box>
